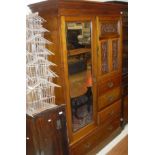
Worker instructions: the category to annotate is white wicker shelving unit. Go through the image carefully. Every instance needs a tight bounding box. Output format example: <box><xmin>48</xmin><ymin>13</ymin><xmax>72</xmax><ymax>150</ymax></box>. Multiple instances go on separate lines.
<box><xmin>26</xmin><ymin>13</ymin><xmax>60</xmax><ymax>116</ymax></box>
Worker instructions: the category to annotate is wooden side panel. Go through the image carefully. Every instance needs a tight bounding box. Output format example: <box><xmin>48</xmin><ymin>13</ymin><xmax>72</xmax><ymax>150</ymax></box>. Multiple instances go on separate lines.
<box><xmin>26</xmin><ymin>116</ymin><xmax>40</xmax><ymax>155</ymax></box>
<box><xmin>26</xmin><ymin>105</ymin><xmax>69</xmax><ymax>155</ymax></box>
<box><xmin>124</xmin><ymin>95</ymin><xmax>128</xmax><ymax>123</ymax></box>
<box><xmin>122</xmin><ymin>9</ymin><xmax>128</xmax><ymax>125</ymax></box>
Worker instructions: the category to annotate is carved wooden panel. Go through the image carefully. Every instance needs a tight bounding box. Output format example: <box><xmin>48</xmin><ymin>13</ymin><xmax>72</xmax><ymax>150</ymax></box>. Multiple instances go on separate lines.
<box><xmin>112</xmin><ymin>39</ymin><xmax>119</xmax><ymax>71</ymax></box>
<box><xmin>101</xmin><ymin>41</ymin><xmax>109</xmax><ymax>74</ymax></box>
<box><xmin>100</xmin><ymin>22</ymin><xmax>118</xmax><ymax>36</ymax></box>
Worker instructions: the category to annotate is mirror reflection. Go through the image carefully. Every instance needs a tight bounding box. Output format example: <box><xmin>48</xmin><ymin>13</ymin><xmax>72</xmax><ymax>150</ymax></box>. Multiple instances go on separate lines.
<box><xmin>66</xmin><ymin>22</ymin><xmax>93</xmax><ymax>132</ymax></box>
<box><xmin>66</xmin><ymin>22</ymin><xmax>91</xmax><ymax>50</ymax></box>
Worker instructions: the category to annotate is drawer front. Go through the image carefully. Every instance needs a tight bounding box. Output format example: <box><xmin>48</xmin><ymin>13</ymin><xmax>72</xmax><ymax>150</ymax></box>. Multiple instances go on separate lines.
<box><xmin>34</xmin><ymin>106</ymin><xmax>69</xmax><ymax>155</ymax></box>
<box><xmin>70</xmin><ymin>116</ymin><xmax>120</xmax><ymax>155</ymax></box>
<box><xmin>98</xmin><ymin>87</ymin><xmax>121</xmax><ymax>111</ymax></box>
<box><xmin>98</xmin><ymin>75</ymin><xmax>121</xmax><ymax>96</ymax></box>
<box><xmin>98</xmin><ymin>100</ymin><xmax>121</xmax><ymax>125</ymax></box>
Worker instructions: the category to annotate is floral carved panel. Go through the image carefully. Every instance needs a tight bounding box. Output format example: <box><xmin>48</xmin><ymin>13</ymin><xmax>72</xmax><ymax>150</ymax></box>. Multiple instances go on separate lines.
<box><xmin>112</xmin><ymin>40</ymin><xmax>118</xmax><ymax>71</ymax></box>
<box><xmin>101</xmin><ymin>41</ymin><xmax>109</xmax><ymax>74</ymax></box>
<box><xmin>100</xmin><ymin>22</ymin><xmax>118</xmax><ymax>36</ymax></box>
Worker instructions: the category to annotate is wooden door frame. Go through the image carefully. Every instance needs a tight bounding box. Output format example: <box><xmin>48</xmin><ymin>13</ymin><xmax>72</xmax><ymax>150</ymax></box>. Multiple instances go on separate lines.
<box><xmin>96</xmin><ymin>15</ymin><xmax>123</xmax><ymax>82</ymax></box>
<box><xmin>60</xmin><ymin>15</ymin><xmax>98</xmax><ymax>144</ymax></box>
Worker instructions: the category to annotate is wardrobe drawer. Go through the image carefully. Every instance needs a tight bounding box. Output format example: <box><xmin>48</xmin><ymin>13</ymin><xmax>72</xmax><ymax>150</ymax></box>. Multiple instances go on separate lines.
<box><xmin>98</xmin><ymin>100</ymin><xmax>121</xmax><ymax>125</ymax></box>
<box><xmin>70</xmin><ymin>116</ymin><xmax>120</xmax><ymax>155</ymax></box>
<box><xmin>98</xmin><ymin>76</ymin><xmax>121</xmax><ymax>96</ymax></box>
<box><xmin>70</xmin><ymin>132</ymin><xmax>99</xmax><ymax>155</ymax></box>
<box><xmin>98</xmin><ymin>87</ymin><xmax>121</xmax><ymax>111</ymax></box>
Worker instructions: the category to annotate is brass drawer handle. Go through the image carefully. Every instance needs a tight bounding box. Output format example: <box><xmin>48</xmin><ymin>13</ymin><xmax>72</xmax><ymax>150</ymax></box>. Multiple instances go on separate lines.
<box><xmin>107</xmin><ymin>81</ymin><xmax>114</xmax><ymax>88</ymax></box>
<box><xmin>108</xmin><ymin>96</ymin><xmax>114</xmax><ymax>102</ymax></box>
<box><xmin>110</xmin><ymin>110</ymin><xmax>114</xmax><ymax>116</ymax></box>
<box><xmin>85</xmin><ymin>143</ymin><xmax>91</xmax><ymax>148</ymax></box>
<box><xmin>107</xmin><ymin>126</ymin><xmax>113</xmax><ymax>131</ymax></box>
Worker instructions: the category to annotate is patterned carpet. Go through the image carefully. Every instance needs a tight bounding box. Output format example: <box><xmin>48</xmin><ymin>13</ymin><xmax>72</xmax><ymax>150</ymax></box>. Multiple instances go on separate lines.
<box><xmin>72</xmin><ymin>104</ymin><xmax>93</xmax><ymax>132</ymax></box>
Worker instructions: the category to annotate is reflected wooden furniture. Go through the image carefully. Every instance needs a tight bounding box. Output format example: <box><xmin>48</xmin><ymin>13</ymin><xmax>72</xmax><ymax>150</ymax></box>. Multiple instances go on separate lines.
<box><xmin>68</xmin><ymin>48</ymin><xmax>91</xmax><ymax>56</ymax></box>
<box><xmin>69</xmin><ymin>70</ymin><xmax>92</xmax><ymax>98</ymax></box>
<box><xmin>26</xmin><ymin>105</ymin><xmax>69</xmax><ymax>155</ymax></box>
<box><xmin>69</xmin><ymin>70</ymin><xmax>92</xmax><ymax>119</ymax></box>
<box><xmin>29</xmin><ymin>1</ymin><xmax>128</xmax><ymax>154</ymax></box>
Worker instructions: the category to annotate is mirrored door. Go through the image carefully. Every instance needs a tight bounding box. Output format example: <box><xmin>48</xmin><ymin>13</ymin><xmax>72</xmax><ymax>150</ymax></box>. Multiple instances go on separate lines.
<box><xmin>66</xmin><ymin>21</ymin><xmax>93</xmax><ymax>132</ymax></box>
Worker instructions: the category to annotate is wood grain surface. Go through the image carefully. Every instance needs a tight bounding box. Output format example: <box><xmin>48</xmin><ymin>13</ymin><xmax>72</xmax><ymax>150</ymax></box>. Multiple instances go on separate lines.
<box><xmin>107</xmin><ymin>135</ymin><xmax>128</xmax><ymax>155</ymax></box>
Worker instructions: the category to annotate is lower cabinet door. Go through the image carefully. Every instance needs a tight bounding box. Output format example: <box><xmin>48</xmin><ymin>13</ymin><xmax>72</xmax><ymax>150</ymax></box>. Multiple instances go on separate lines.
<box><xmin>35</xmin><ymin>106</ymin><xmax>69</xmax><ymax>155</ymax></box>
<box><xmin>26</xmin><ymin>116</ymin><xmax>40</xmax><ymax>155</ymax></box>
<box><xmin>26</xmin><ymin>105</ymin><xmax>69</xmax><ymax>155</ymax></box>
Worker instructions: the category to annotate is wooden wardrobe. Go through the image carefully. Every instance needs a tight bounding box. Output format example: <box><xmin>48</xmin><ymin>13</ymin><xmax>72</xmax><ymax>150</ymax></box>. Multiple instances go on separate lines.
<box><xmin>29</xmin><ymin>1</ymin><xmax>128</xmax><ymax>154</ymax></box>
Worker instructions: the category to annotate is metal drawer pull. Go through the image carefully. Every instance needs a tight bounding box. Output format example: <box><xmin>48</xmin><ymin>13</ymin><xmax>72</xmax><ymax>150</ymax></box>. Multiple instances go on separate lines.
<box><xmin>110</xmin><ymin>110</ymin><xmax>114</xmax><ymax>115</ymax></box>
<box><xmin>107</xmin><ymin>82</ymin><xmax>114</xmax><ymax>88</ymax></box>
<box><xmin>107</xmin><ymin>126</ymin><xmax>113</xmax><ymax>131</ymax></box>
<box><xmin>85</xmin><ymin>143</ymin><xmax>91</xmax><ymax>148</ymax></box>
<box><xmin>26</xmin><ymin>137</ymin><xmax>30</xmax><ymax>140</ymax></box>
<box><xmin>108</xmin><ymin>96</ymin><xmax>114</xmax><ymax>102</ymax></box>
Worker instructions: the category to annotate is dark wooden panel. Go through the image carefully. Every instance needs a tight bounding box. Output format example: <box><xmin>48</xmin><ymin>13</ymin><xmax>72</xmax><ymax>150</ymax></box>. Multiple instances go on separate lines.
<box><xmin>124</xmin><ymin>95</ymin><xmax>128</xmax><ymax>123</ymax></box>
<box><xmin>122</xmin><ymin>74</ymin><xmax>128</xmax><ymax>84</ymax></box>
<box><xmin>26</xmin><ymin>105</ymin><xmax>69</xmax><ymax>155</ymax></box>
<box><xmin>26</xmin><ymin>116</ymin><xmax>40</xmax><ymax>155</ymax></box>
<box><xmin>98</xmin><ymin>100</ymin><xmax>121</xmax><ymax>125</ymax></box>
